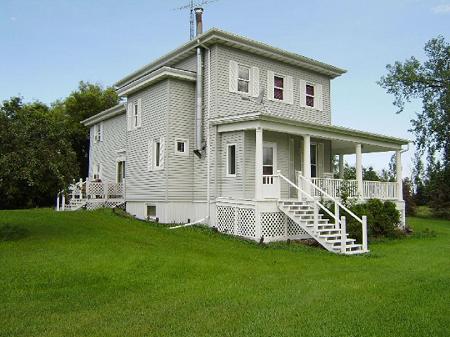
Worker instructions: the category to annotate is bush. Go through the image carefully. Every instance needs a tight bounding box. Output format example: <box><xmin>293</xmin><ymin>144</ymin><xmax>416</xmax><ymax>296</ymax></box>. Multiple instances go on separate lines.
<box><xmin>344</xmin><ymin>199</ymin><xmax>402</xmax><ymax>241</ymax></box>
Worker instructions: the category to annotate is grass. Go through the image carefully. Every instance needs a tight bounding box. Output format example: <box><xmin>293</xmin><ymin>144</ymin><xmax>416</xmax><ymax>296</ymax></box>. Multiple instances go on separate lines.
<box><xmin>0</xmin><ymin>209</ymin><xmax>449</xmax><ymax>337</ymax></box>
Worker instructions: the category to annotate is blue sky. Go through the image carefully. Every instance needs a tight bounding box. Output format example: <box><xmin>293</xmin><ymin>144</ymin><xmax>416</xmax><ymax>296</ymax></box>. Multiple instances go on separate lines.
<box><xmin>1</xmin><ymin>0</ymin><xmax>449</xmax><ymax>175</ymax></box>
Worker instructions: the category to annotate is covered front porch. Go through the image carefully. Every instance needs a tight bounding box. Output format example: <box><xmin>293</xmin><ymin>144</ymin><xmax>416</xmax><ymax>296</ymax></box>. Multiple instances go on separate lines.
<box><xmin>216</xmin><ymin>114</ymin><xmax>408</xmax><ymax>203</ymax></box>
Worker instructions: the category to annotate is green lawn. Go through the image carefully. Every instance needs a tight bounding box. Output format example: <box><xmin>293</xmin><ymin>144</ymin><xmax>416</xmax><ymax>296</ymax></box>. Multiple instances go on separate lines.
<box><xmin>0</xmin><ymin>209</ymin><xmax>449</xmax><ymax>337</ymax></box>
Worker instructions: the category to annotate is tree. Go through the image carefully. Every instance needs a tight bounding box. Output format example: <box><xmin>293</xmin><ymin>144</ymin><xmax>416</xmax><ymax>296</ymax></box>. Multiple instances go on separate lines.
<box><xmin>55</xmin><ymin>82</ymin><xmax>119</xmax><ymax>178</ymax></box>
<box><xmin>379</xmin><ymin>35</ymin><xmax>450</xmax><ymax>217</ymax></box>
<box><xmin>0</xmin><ymin>97</ymin><xmax>78</xmax><ymax>209</ymax></box>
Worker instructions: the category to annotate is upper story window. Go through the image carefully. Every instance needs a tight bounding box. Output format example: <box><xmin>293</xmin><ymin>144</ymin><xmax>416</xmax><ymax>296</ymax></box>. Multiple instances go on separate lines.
<box><xmin>93</xmin><ymin>123</ymin><xmax>103</xmax><ymax>143</ymax></box>
<box><xmin>133</xmin><ymin>102</ymin><xmax>139</xmax><ymax>128</ymax></box>
<box><xmin>227</xmin><ymin>144</ymin><xmax>236</xmax><ymax>177</ymax></box>
<box><xmin>273</xmin><ymin>75</ymin><xmax>284</xmax><ymax>101</ymax></box>
<box><xmin>300</xmin><ymin>80</ymin><xmax>323</xmax><ymax>111</ymax></box>
<box><xmin>306</xmin><ymin>84</ymin><xmax>315</xmax><ymax>107</ymax></box>
<box><xmin>229</xmin><ymin>60</ymin><xmax>260</xmax><ymax>97</ymax></box>
<box><xmin>237</xmin><ymin>65</ymin><xmax>250</xmax><ymax>93</ymax></box>
<box><xmin>127</xmin><ymin>98</ymin><xmax>142</xmax><ymax>131</ymax></box>
<box><xmin>267</xmin><ymin>71</ymin><xmax>293</xmax><ymax>104</ymax></box>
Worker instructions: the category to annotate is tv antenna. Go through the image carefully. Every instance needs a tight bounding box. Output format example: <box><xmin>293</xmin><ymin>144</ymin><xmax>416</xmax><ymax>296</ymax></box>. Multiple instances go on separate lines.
<box><xmin>173</xmin><ymin>0</ymin><xmax>219</xmax><ymax>40</ymax></box>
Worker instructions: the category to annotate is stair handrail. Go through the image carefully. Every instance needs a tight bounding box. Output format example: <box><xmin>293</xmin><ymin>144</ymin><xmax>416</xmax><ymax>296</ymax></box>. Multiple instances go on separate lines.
<box><xmin>297</xmin><ymin>174</ymin><xmax>363</xmax><ymax>224</ymax></box>
<box><xmin>277</xmin><ymin>172</ymin><xmax>337</xmax><ymax>223</ymax></box>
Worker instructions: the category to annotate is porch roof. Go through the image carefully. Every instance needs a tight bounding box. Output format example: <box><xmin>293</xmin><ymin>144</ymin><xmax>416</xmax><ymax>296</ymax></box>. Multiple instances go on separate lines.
<box><xmin>212</xmin><ymin>113</ymin><xmax>410</xmax><ymax>154</ymax></box>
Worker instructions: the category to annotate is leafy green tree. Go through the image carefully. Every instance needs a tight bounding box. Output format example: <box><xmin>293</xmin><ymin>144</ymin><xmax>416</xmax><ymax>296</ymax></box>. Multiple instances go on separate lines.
<box><xmin>55</xmin><ymin>82</ymin><xmax>119</xmax><ymax>178</ymax></box>
<box><xmin>378</xmin><ymin>35</ymin><xmax>449</xmax><ymax>217</ymax></box>
<box><xmin>0</xmin><ymin>97</ymin><xmax>78</xmax><ymax>209</ymax></box>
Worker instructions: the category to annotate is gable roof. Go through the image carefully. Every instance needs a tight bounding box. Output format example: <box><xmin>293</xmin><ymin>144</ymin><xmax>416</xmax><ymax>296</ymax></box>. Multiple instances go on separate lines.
<box><xmin>115</xmin><ymin>28</ymin><xmax>347</xmax><ymax>89</ymax></box>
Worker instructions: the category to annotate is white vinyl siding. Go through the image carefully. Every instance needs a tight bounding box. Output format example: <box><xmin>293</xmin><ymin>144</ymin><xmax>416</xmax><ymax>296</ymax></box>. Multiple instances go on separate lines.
<box><xmin>216</xmin><ymin>45</ymin><xmax>331</xmax><ymax>125</ymax></box>
<box><xmin>89</xmin><ymin>114</ymin><xmax>126</xmax><ymax>183</ymax></box>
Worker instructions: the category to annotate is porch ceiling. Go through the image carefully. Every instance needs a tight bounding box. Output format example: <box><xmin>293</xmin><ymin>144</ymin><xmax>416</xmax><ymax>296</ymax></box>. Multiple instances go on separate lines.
<box><xmin>213</xmin><ymin>113</ymin><xmax>409</xmax><ymax>154</ymax></box>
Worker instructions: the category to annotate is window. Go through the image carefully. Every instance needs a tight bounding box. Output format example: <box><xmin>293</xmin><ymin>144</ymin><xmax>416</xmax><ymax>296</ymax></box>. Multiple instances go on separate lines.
<box><xmin>237</xmin><ymin>65</ymin><xmax>250</xmax><ymax>93</ymax></box>
<box><xmin>133</xmin><ymin>102</ymin><xmax>139</xmax><ymax>128</ymax></box>
<box><xmin>227</xmin><ymin>144</ymin><xmax>236</xmax><ymax>176</ymax></box>
<box><xmin>94</xmin><ymin>123</ymin><xmax>102</xmax><ymax>143</ymax></box>
<box><xmin>147</xmin><ymin>205</ymin><xmax>156</xmax><ymax>220</ymax></box>
<box><xmin>263</xmin><ymin>145</ymin><xmax>274</xmax><ymax>175</ymax></box>
<box><xmin>155</xmin><ymin>141</ymin><xmax>161</xmax><ymax>168</ymax></box>
<box><xmin>310</xmin><ymin>144</ymin><xmax>317</xmax><ymax>178</ymax></box>
<box><xmin>116</xmin><ymin>161</ymin><xmax>125</xmax><ymax>183</ymax></box>
<box><xmin>93</xmin><ymin>163</ymin><xmax>102</xmax><ymax>181</ymax></box>
<box><xmin>175</xmin><ymin>139</ymin><xmax>188</xmax><ymax>156</ymax></box>
<box><xmin>306</xmin><ymin>84</ymin><xmax>315</xmax><ymax>107</ymax></box>
<box><xmin>274</xmin><ymin>75</ymin><xmax>284</xmax><ymax>101</ymax></box>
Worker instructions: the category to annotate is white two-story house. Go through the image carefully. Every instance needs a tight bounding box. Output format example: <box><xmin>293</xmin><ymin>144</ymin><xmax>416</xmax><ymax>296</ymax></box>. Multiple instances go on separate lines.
<box><xmin>62</xmin><ymin>15</ymin><xmax>408</xmax><ymax>255</ymax></box>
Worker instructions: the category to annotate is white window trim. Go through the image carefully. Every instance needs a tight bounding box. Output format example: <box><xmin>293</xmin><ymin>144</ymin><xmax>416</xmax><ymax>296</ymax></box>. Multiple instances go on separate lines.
<box><xmin>273</xmin><ymin>74</ymin><xmax>285</xmax><ymax>101</ymax></box>
<box><xmin>237</xmin><ymin>64</ymin><xmax>251</xmax><ymax>95</ymax></box>
<box><xmin>305</xmin><ymin>82</ymin><xmax>316</xmax><ymax>109</ymax></box>
<box><xmin>93</xmin><ymin>123</ymin><xmax>103</xmax><ymax>143</ymax></box>
<box><xmin>226</xmin><ymin>143</ymin><xmax>237</xmax><ymax>177</ymax></box>
<box><xmin>174</xmin><ymin>138</ymin><xmax>189</xmax><ymax>156</ymax></box>
<box><xmin>153</xmin><ymin>138</ymin><xmax>164</xmax><ymax>171</ymax></box>
<box><xmin>133</xmin><ymin>101</ymin><xmax>139</xmax><ymax>128</ymax></box>
<box><xmin>116</xmin><ymin>159</ymin><xmax>126</xmax><ymax>183</ymax></box>
<box><xmin>93</xmin><ymin>163</ymin><xmax>102</xmax><ymax>180</ymax></box>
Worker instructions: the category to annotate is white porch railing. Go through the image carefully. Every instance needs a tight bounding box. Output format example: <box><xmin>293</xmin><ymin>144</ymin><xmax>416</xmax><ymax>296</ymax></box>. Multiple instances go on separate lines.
<box><xmin>310</xmin><ymin>177</ymin><xmax>398</xmax><ymax>200</ymax></box>
<box><xmin>56</xmin><ymin>179</ymin><xmax>125</xmax><ymax>211</ymax></box>
<box><xmin>262</xmin><ymin>174</ymin><xmax>280</xmax><ymax>199</ymax></box>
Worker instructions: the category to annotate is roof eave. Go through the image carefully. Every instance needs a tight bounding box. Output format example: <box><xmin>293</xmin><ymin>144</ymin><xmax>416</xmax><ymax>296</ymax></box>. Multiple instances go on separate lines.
<box><xmin>115</xmin><ymin>28</ymin><xmax>347</xmax><ymax>89</ymax></box>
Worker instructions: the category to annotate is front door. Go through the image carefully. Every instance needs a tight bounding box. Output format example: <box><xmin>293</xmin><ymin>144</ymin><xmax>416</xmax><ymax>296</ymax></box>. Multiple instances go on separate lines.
<box><xmin>262</xmin><ymin>142</ymin><xmax>278</xmax><ymax>198</ymax></box>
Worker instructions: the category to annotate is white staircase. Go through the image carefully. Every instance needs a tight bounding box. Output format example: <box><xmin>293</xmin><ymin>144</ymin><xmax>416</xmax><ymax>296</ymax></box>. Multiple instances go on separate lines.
<box><xmin>278</xmin><ymin>200</ymin><xmax>364</xmax><ymax>255</ymax></box>
<box><xmin>276</xmin><ymin>171</ymin><xmax>369</xmax><ymax>255</ymax></box>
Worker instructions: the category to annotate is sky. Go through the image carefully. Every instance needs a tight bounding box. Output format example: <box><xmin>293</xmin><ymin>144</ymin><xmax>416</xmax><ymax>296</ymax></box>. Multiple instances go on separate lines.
<box><xmin>1</xmin><ymin>0</ymin><xmax>449</xmax><ymax>176</ymax></box>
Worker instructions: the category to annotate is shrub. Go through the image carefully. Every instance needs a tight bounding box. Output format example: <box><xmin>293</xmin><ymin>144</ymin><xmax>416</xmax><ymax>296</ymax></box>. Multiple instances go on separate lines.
<box><xmin>344</xmin><ymin>199</ymin><xmax>402</xmax><ymax>241</ymax></box>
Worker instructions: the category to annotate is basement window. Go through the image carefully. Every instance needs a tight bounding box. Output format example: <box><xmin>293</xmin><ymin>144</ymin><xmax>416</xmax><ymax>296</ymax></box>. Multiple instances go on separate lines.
<box><xmin>147</xmin><ymin>205</ymin><xmax>156</xmax><ymax>220</ymax></box>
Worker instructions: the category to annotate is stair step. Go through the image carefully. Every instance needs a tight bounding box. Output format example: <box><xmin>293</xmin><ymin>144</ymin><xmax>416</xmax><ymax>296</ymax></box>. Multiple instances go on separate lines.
<box><xmin>327</xmin><ymin>238</ymin><xmax>356</xmax><ymax>245</ymax></box>
<box><xmin>319</xmin><ymin>233</ymin><xmax>348</xmax><ymax>239</ymax></box>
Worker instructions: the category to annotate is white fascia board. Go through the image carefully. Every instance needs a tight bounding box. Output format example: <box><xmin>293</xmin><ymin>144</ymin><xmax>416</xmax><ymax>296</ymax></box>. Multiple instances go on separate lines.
<box><xmin>116</xmin><ymin>67</ymin><xmax>196</xmax><ymax>97</ymax></box>
<box><xmin>115</xmin><ymin>28</ymin><xmax>346</xmax><ymax>88</ymax></box>
<box><xmin>81</xmin><ymin>103</ymin><xmax>126</xmax><ymax>127</ymax></box>
<box><xmin>216</xmin><ymin>116</ymin><xmax>409</xmax><ymax>150</ymax></box>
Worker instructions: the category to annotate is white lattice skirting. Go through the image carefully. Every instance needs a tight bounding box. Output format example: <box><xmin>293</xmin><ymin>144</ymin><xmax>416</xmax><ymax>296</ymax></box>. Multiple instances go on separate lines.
<box><xmin>216</xmin><ymin>206</ymin><xmax>256</xmax><ymax>239</ymax></box>
<box><xmin>216</xmin><ymin>201</ymin><xmax>310</xmax><ymax>242</ymax></box>
<box><xmin>86</xmin><ymin>200</ymin><xmax>124</xmax><ymax>210</ymax></box>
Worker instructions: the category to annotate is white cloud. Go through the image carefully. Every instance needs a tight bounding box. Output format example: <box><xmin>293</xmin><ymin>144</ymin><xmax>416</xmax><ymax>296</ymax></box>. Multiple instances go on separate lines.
<box><xmin>431</xmin><ymin>3</ymin><xmax>450</xmax><ymax>14</ymax></box>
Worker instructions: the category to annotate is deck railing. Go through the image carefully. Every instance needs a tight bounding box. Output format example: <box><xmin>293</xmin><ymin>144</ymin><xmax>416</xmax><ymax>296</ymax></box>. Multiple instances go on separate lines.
<box><xmin>310</xmin><ymin>177</ymin><xmax>398</xmax><ymax>200</ymax></box>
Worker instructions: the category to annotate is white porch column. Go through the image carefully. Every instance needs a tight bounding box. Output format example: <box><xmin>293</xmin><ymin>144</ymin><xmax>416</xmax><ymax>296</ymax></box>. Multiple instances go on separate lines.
<box><xmin>303</xmin><ymin>135</ymin><xmax>311</xmax><ymax>195</ymax></box>
<box><xmin>255</xmin><ymin>127</ymin><xmax>263</xmax><ymax>200</ymax></box>
<box><xmin>396</xmin><ymin>150</ymin><xmax>403</xmax><ymax>201</ymax></box>
<box><xmin>338</xmin><ymin>154</ymin><xmax>344</xmax><ymax>179</ymax></box>
<box><xmin>355</xmin><ymin>143</ymin><xmax>363</xmax><ymax>198</ymax></box>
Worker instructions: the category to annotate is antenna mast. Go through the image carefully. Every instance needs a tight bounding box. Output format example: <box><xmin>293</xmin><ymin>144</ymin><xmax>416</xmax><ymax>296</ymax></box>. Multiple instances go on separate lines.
<box><xmin>173</xmin><ymin>0</ymin><xmax>219</xmax><ymax>40</ymax></box>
